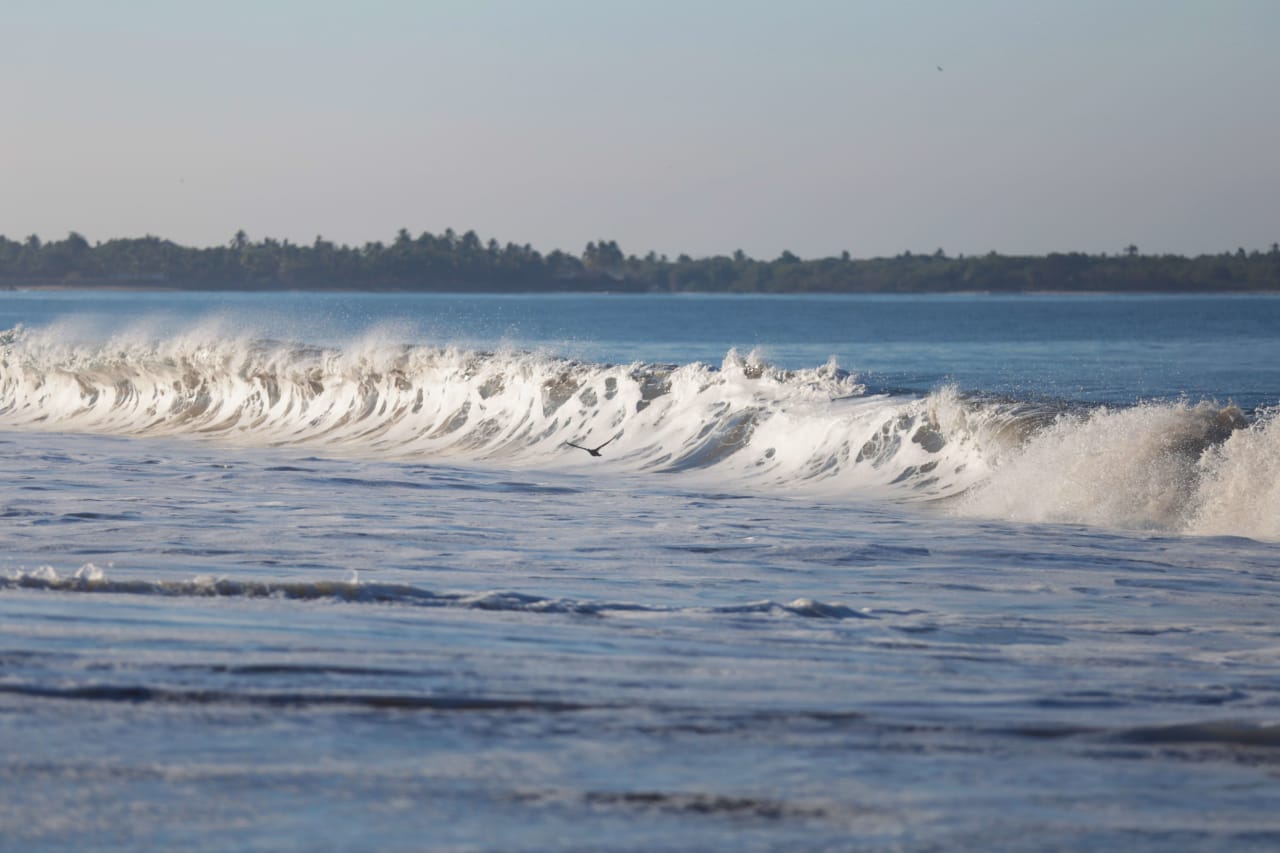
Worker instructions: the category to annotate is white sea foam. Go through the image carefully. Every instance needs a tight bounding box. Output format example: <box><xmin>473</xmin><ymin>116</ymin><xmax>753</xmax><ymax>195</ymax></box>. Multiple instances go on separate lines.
<box><xmin>1186</xmin><ymin>410</ymin><xmax>1280</xmax><ymax>539</ymax></box>
<box><xmin>958</xmin><ymin>401</ymin><xmax>1261</xmax><ymax>533</ymax></box>
<box><xmin>1</xmin><ymin>324</ymin><xmax>1274</xmax><ymax>538</ymax></box>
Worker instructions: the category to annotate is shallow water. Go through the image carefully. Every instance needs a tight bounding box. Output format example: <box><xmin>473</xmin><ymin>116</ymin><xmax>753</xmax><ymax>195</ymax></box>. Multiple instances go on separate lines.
<box><xmin>2</xmin><ymin>292</ymin><xmax>1279</xmax><ymax>849</ymax></box>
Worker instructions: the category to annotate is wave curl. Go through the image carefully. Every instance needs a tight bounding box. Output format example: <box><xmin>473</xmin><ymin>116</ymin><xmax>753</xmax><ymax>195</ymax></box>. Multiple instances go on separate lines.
<box><xmin>3</xmin><ymin>324</ymin><xmax>1276</xmax><ymax>538</ymax></box>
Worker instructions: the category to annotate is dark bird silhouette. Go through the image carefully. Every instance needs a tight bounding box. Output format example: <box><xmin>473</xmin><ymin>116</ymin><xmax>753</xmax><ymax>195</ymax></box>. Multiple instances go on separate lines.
<box><xmin>937</xmin><ymin>65</ymin><xmax>943</xmax><ymax>71</ymax></box>
<box><xmin>565</xmin><ymin>436</ymin><xmax>617</xmax><ymax>457</ymax></box>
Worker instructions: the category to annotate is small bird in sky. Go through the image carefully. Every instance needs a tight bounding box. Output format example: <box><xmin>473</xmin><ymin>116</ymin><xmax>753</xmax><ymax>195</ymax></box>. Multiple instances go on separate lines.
<box><xmin>937</xmin><ymin>65</ymin><xmax>943</xmax><ymax>72</ymax></box>
<box><xmin>565</xmin><ymin>436</ymin><xmax>617</xmax><ymax>457</ymax></box>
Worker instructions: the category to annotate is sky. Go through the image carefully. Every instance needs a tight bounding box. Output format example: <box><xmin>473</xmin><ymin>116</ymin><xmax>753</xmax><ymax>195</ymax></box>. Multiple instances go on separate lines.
<box><xmin>5</xmin><ymin>0</ymin><xmax>1278</xmax><ymax>260</ymax></box>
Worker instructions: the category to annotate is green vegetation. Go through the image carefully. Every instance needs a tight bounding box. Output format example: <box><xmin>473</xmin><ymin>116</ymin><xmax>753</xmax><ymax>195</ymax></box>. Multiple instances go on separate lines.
<box><xmin>2</xmin><ymin>230</ymin><xmax>1279</xmax><ymax>293</ymax></box>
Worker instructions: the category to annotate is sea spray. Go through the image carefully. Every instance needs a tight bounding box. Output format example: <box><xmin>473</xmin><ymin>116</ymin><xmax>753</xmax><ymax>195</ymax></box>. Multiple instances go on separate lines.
<box><xmin>959</xmin><ymin>401</ymin><xmax>1254</xmax><ymax>532</ymax></box>
<box><xmin>3</xmin><ymin>323</ymin><xmax>1276</xmax><ymax>538</ymax></box>
<box><xmin>1186</xmin><ymin>409</ymin><xmax>1280</xmax><ymax>538</ymax></box>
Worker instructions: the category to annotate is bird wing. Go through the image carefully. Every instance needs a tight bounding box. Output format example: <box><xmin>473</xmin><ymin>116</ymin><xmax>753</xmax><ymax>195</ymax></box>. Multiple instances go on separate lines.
<box><xmin>591</xmin><ymin>436</ymin><xmax>618</xmax><ymax>452</ymax></box>
<box><xmin>565</xmin><ymin>442</ymin><xmax>587</xmax><ymax>451</ymax></box>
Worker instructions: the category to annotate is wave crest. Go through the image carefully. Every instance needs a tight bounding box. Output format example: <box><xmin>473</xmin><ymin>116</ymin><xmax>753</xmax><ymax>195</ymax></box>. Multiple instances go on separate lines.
<box><xmin>959</xmin><ymin>401</ymin><xmax>1269</xmax><ymax>535</ymax></box>
<box><xmin>3</xmin><ymin>325</ymin><xmax>1277</xmax><ymax>538</ymax></box>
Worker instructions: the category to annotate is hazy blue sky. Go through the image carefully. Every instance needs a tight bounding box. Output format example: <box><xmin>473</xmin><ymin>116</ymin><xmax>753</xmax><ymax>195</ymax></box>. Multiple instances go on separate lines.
<box><xmin>5</xmin><ymin>0</ymin><xmax>1278</xmax><ymax>258</ymax></box>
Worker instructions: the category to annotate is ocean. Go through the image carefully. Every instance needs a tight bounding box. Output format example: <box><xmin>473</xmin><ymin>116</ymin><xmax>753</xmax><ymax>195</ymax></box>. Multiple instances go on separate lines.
<box><xmin>1</xmin><ymin>291</ymin><xmax>1278</xmax><ymax>850</ymax></box>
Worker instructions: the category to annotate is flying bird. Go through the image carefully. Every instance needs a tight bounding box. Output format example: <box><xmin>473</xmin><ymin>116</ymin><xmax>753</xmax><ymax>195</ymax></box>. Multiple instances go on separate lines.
<box><xmin>937</xmin><ymin>65</ymin><xmax>943</xmax><ymax>72</ymax></box>
<box><xmin>565</xmin><ymin>436</ymin><xmax>617</xmax><ymax>457</ymax></box>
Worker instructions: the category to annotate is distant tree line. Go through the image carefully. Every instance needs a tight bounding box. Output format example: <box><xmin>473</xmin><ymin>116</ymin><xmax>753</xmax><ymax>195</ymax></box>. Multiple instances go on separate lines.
<box><xmin>2</xmin><ymin>230</ymin><xmax>1279</xmax><ymax>293</ymax></box>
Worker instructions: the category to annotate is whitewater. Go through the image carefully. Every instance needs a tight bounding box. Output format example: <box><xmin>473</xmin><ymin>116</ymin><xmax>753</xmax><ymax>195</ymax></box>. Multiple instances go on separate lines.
<box><xmin>2</xmin><ymin>291</ymin><xmax>1279</xmax><ymax>849</ymax></box>
<box><xmin>2</xmin><ymin>322</ymin><xmax>1275</xmax><ymax>537</ymax></box>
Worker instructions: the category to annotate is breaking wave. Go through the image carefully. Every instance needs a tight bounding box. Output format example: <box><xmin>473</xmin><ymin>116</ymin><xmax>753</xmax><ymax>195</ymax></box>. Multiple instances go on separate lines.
<box><xmin>2</xmin><ymin>324</ymin><xmax>1277</xmax><ymax>538</ymax></box>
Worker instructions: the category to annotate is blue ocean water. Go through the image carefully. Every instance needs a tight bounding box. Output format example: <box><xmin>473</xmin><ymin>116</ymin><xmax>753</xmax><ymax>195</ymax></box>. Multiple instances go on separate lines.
<box><xmin>2</xmin><ymin>291</ymin><xmax>1279</xmax><ymax>849</ymax></box>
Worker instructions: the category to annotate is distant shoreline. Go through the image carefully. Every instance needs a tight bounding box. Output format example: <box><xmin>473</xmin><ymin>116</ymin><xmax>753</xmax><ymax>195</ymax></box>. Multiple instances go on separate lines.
<box><xmin>4</xmin><ymin>231</ymin><xmax>1279</xmax><ymax>294</ymax></box>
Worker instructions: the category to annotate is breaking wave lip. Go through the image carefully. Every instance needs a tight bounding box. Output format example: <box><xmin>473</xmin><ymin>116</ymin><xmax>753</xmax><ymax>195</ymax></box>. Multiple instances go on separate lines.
<box><xmin>2</xmin><ymin>323</ymin><xmax>1278</xmax><ymax>539</ymax></box>
<box><xmin>0</xmin><ymin>322</ymin><xmax>1015</xmax><ymax>499</ymax></box>
<box><xmin>0</xmin><ymin>565</ymin><xmax>878</xmax><ymax>621</ymax></box>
